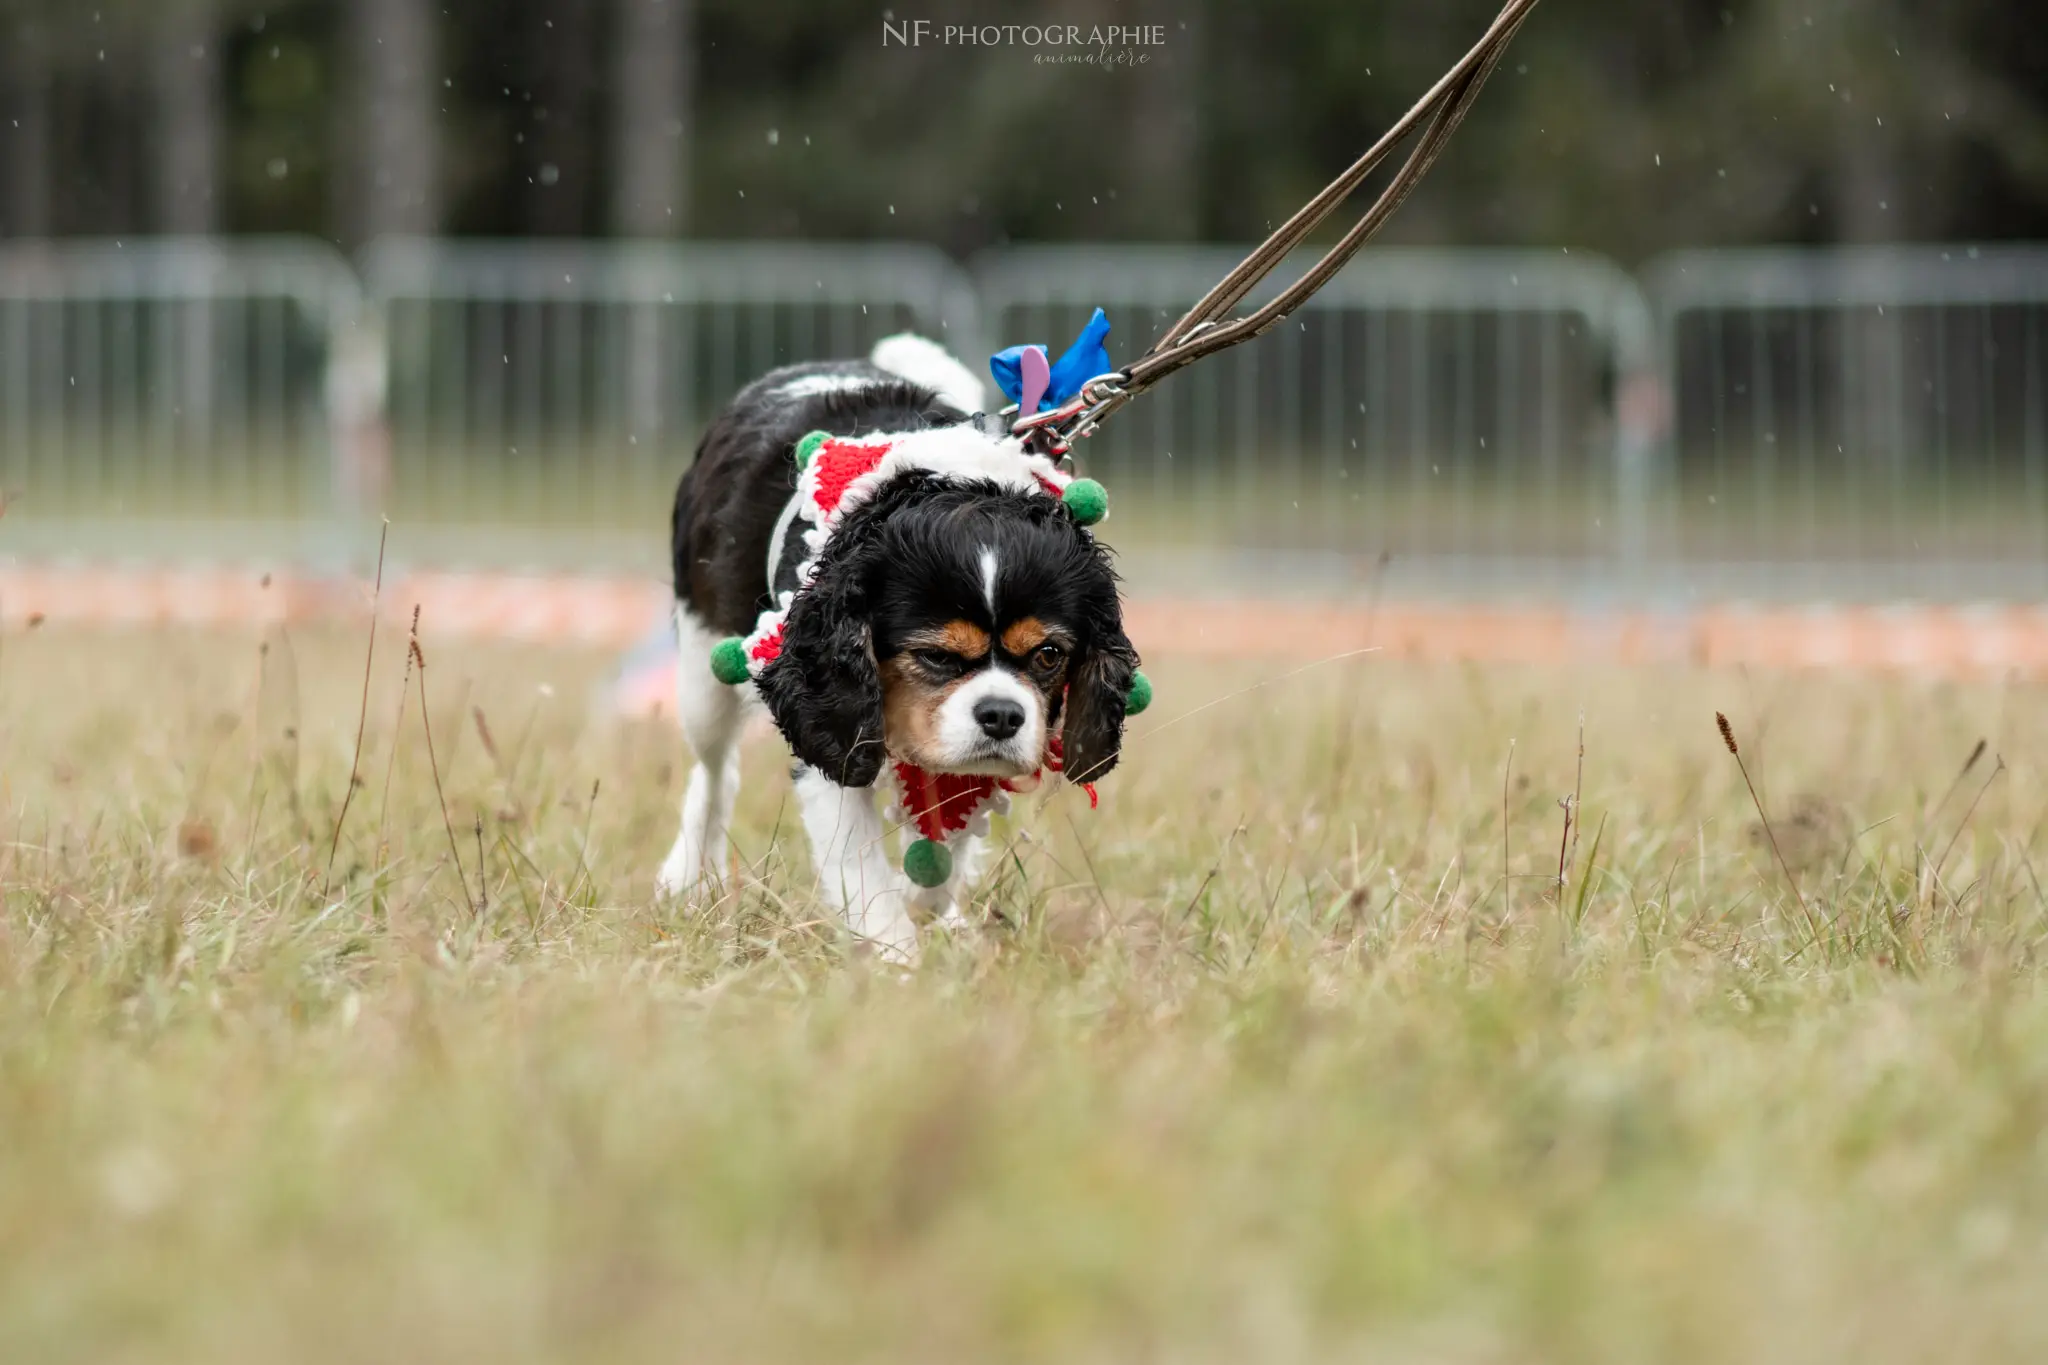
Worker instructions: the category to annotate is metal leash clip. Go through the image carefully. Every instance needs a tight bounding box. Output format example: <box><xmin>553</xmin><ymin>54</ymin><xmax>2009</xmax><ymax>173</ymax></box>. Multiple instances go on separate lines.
<box><xmin>1011</xmin><ymin>371</ymin><xmax>1130</xmax><ymax>459</ymax></box>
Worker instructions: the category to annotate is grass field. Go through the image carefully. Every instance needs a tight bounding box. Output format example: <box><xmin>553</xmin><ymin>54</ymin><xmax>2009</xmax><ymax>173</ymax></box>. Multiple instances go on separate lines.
<box><xmin>2</xmin><ymin>624</ymin><xmax>2046</xmax><ymax>1362</ymax></box>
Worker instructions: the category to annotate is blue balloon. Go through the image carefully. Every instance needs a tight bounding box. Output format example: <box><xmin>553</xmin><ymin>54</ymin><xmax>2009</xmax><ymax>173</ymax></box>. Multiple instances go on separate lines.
<box><xmin>988</xmin><ymin>344</ymin><xmax>1044</xmax><ymax>411</ymax></box>
<box><xmin>990</xmin><ymin>307</ymin><xmax>1113</xmax><ymax>413</ymax></box>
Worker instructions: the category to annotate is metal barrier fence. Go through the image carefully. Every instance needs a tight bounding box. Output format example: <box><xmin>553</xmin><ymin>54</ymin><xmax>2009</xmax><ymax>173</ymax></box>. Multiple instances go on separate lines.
<box><xmin>358</xmin><ymin>240</ymin><xmax>1657</xmax><ymax>583</ymax></box>
<box><xmin>0</xmin><ymin>236</ymin><xmax>2044</xmax><ymax>600</ymax></box>
<box><xmin>975</xmin><ymin>246</ymin><xmax>1657</xmax><ymax>578</ymax></box>
<box><xmin>1647</xmin><ymin>246</ymin><xmax>2048</xmax><ymax>599</ymax></box>
<box><xmin>0</xmin><ymin>238</ymin><xmax>360</xmax><ymax>560</ymax></box>
<box><xmin>361</xmin><ymin>238</ymin><xmax>980</xmax><ymax>541</ymax></box>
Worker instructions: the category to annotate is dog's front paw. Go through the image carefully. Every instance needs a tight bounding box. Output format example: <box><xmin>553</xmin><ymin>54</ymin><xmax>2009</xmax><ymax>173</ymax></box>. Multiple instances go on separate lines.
<box><xmin>655</xmin><ymin>838</ymin><xmax>726</xmax><ymax>906</ymax></box>
<box><xmin>849</xmin><ymin>889</ymin><xmax>922</xmax><ymax>965</ymax></box>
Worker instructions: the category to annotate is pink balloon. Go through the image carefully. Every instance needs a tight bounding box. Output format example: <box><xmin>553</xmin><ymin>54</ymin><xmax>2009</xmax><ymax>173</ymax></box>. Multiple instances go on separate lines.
<box><xmin>1018</xmin><ymin>345</ymin><xmax>1051</xmax><ymax>417</ymax></box>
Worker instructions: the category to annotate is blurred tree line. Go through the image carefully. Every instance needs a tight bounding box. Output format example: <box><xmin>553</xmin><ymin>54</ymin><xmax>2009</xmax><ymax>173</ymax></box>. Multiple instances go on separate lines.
<box><xmin>0</xmin><ymin>0</ymin><xmax>2044</xmax><ymax>259</ymax></box>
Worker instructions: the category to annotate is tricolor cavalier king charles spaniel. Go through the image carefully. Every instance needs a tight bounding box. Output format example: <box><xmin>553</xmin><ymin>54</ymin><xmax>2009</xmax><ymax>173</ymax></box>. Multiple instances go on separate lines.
<box><xmin>660</xmin><ymin>335</ymin><xmax>1138</xmax><ymax>959</ymax></box>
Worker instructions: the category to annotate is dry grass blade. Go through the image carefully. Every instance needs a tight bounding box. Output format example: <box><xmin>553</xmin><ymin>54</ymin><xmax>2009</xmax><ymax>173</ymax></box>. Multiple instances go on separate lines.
<box><xmin>410</xmin><ymin>610</ymin><xmax>474</xmax><ymax>913</ymax></box>
<box><xmin>1501</xmin><ymin>738</ymin><xmax>1515</xmax><ymax>920</ymax></box>
<box><xmin>1178</xmin><ymin>817</ymin><xmax>1246</xmax><ymax>931</ymax></box>
<box><xmin>1716</xmin><ymin>711</ymin><xmax>1820</xmax><ymax>949</ymax></box>
<box><xmin>1568</xmin><ymin>709</ymin><xmax>1585</xmax><ymax>876</ymax></box>
<box><xmin>1934</xmin><ymin>752</ymin><xmax>2006</xmax><ymax>880</ymax></box>
<box><xmin>1326</xmin><ymin>551</ymin><xmax>1392</xmax><ymax>781</ymax></box>
<box><xmin>1924</xmin><ymin>737</ymin><xmax>1988</xmax><ymax>829</ymax></box>
<box><xmin>473</xmin><ymin>705</ymin><xmax>502</xmax><ymax>769</ymax></box>
<box><xmin>1554</xmin><ymin>795</ymin><xmax>1574</xmax><ymax>893</ymax></box>
<box><xmin>375</xmin><ymin>606</ymin><xmax>419</xmax><ymax>861</ymax></box>
<box><xmin>323</xmin><ymin>519</ymin><xmax>389</xmax><ymax>896</ymax></box>
<box><xmin>1555</xmin><ymin>713</ymin><xmax>1586</xmax><ymax>894</ymax></box>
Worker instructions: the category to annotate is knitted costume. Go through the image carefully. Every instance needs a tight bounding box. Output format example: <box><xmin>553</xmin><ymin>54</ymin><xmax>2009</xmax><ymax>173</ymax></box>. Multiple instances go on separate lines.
<box><xmin>714</xmin><ymin>428</ymin><xmax>1117</xmax><ymax>886</ymax></box>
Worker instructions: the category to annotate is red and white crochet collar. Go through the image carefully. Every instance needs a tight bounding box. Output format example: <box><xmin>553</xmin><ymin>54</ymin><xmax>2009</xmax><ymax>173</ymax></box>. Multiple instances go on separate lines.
<box><xmin>735</xmin><ymin>430</ymin><xmax>1086</xmax><ymax>848</ymax></box>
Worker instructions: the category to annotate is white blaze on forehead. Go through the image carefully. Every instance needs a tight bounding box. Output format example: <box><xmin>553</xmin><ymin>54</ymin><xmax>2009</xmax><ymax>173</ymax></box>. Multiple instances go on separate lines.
<box><xmin>978</xmin><ymin>546</ymin><xmax>999</xmax><ymax>615</ymax></box>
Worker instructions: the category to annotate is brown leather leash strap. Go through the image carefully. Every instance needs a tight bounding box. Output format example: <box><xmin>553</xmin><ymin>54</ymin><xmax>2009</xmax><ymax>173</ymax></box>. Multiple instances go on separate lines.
<box><xmin>1016</xmin><ymin>0</ymin><xmax>1541</xmax><ymax>456</ymax></box>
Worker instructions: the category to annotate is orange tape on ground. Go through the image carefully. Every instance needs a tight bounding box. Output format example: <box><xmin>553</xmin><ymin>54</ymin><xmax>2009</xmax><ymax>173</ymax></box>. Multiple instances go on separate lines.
<box><xmin>3</xmin><ymin>565</ymin><xmax>2046</xmax><ymax>682</ymax></box>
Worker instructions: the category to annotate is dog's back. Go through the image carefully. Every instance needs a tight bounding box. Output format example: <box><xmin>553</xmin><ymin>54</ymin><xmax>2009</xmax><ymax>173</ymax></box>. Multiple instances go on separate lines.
<box><xmin>672</xmin><ymin>340</ymin><xmax>986</xmax><ymax>635</ymax></box>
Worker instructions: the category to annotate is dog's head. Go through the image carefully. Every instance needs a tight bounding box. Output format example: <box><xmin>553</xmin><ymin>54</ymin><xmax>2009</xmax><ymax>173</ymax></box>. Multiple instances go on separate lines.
<box><xmin>756</xmin><ymin>472</ymin><xmax>1137</xmax><ymax>788</ymax></box>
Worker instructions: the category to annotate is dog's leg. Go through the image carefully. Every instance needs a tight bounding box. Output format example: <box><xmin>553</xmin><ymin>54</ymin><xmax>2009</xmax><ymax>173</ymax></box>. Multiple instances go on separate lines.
<box><xmin>657</xmin><ymin>607</ymin><xmax>747</xmax><ymax>901</ymax></box>
<box><xmin>794</xmin><ymin>766</ymin><xmax>919</xmax><ymax>963</ymax></box>
<box><xmin>910</xmin><ymin>831</ymin><xmax>990</xmax><ymax>930</ymax></box>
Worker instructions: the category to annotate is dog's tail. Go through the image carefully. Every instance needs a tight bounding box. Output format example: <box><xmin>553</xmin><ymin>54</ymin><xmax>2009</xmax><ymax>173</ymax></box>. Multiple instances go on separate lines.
<box><xmin>870</xmin><ymin>333</ymin><xmax>987</xmax><ymax>416</ymax></box>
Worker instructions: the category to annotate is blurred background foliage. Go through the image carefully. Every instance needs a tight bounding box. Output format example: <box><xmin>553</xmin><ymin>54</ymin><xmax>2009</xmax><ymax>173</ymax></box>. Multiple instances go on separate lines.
<box><xmin>0</xmin><ymin>0</ymin><xmax>2044</xmax><ymax>257</ymax></box>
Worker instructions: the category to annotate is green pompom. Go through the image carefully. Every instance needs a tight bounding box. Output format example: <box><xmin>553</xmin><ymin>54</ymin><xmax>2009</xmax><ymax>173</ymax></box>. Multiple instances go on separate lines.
<box><xmin>709</xmin><ymin>636</ymin><xmax>751</xmax><ymax>686</ymax></box>
<box><xmin>1062</xmin><ymin>477</ymin><xmax>1109</xmax><ymax>526</ymax></box>
<box><xmin>794</xmin><ymin>429</ymin><xmax>830</xmax><ymax>471</ymax></box>
<box><xmin>903</xmin><ymin>837</ymin><xmax>952</xmax><ymax>888</ymax></box>
<box><xmin>1125</xmin><ymin>669</ymin><xmax>1153</xmax><ymax>716</ymax></box>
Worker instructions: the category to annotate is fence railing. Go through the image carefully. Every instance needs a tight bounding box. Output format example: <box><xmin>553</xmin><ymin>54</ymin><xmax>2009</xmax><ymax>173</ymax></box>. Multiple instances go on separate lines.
<box><xmin>360</xmin><ymin>238</ymin><xmax>981</xmax><ymax>537</ymax></box>
<box><xmin>0</xmin><ymin>238</ymin><xmax>360</xmax><ymax>560</ymax></box>
<box><xmin>0</xmin><ymin>236</ymin><xmax>2044</xmax><ymax>600</ymax></box>
<box><xmin>975</xmin><ymin>245</ymin><xmax>1659</xmax><ymax>575</ymax></box>
<box><xmin>1646</xmin><ymin>246</ymin><xmax>2048</xmax><ymax>599</ymax></box>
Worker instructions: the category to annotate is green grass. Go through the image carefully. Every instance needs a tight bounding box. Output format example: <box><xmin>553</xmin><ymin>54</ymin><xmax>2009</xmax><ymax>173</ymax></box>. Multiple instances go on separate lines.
<box><xmin>2</xmin><ymin>625</ymin><xmax>2047</xmax><ymax>1362</ymax></box>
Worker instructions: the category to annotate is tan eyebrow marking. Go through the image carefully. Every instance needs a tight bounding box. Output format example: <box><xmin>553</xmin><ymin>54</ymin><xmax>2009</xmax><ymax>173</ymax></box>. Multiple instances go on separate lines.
<box><xmin>905</xmin><ymin>619</ymin><xmax>991</xmax><ymax>658</ymax></box>
<box><xmin>1000</xmin><ymin>617</ymin><xmax>1052</xmax><ymax>656</ymax></box>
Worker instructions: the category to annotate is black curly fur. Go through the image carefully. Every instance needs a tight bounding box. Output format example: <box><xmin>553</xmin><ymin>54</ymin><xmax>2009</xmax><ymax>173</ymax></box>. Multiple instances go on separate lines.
<box><xmin>670</xmin><ymin>360</ymin><xmax>968</xmax><ymax>635</ymax></box>
<box><xmin>673</xmin><ymin>358</ymin><xmax>1137</xmax><ymax>790</ymax></box>
<box><xmin>755</xmin><ymin>472</ymin><xmax>1137</xmax><ymax>787</ymax></box>
<box><xmin>751</xmin><ymin>486</ymin><xmax>895</xmax><ymax>786</ymax></box>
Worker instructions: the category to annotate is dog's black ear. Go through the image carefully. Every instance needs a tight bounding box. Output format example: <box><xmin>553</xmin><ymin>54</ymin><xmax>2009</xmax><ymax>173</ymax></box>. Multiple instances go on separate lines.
<box><xmin>756</xmin><ymin>537</ymin><xmax>888</xmax><ymax>787</ymax></box>
<box><xmin>1061</xmin><ymin>596</ymin><xmax>1139</xmax><ymax>787</ymax></box>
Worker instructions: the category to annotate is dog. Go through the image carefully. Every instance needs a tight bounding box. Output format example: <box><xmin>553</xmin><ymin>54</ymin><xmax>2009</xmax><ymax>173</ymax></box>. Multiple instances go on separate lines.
<box><xmin>659</xmin><ymin>334</ymin><xmax>1138</xmax><ymax>959</ymax></box>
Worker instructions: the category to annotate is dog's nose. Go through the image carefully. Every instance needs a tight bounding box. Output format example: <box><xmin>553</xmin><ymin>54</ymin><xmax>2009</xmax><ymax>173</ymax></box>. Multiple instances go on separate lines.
<box><xmin>973</xmin><ymin>697</ymin><xmax>1027</xmax><ymax>742</ymax></box>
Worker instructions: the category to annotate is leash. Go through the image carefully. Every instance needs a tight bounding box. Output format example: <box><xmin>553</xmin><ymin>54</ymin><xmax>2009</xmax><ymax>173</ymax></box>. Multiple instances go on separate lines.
<box><xmin>1010</xmin><ymin>0</ymin><xmax>1542</xmax><ymax>458</ymax></box>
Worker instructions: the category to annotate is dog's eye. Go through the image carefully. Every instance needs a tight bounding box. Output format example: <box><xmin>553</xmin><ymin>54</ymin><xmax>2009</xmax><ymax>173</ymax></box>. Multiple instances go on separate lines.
<box><xmin>1029</xmin><ymin>643</ymin><xmax>1066</xmax><ymax>672</ymax></box>
<box><xmin>915</xmin><ymin>649</ymin><xmax>967</xmax><ymax>675</ymax></box>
